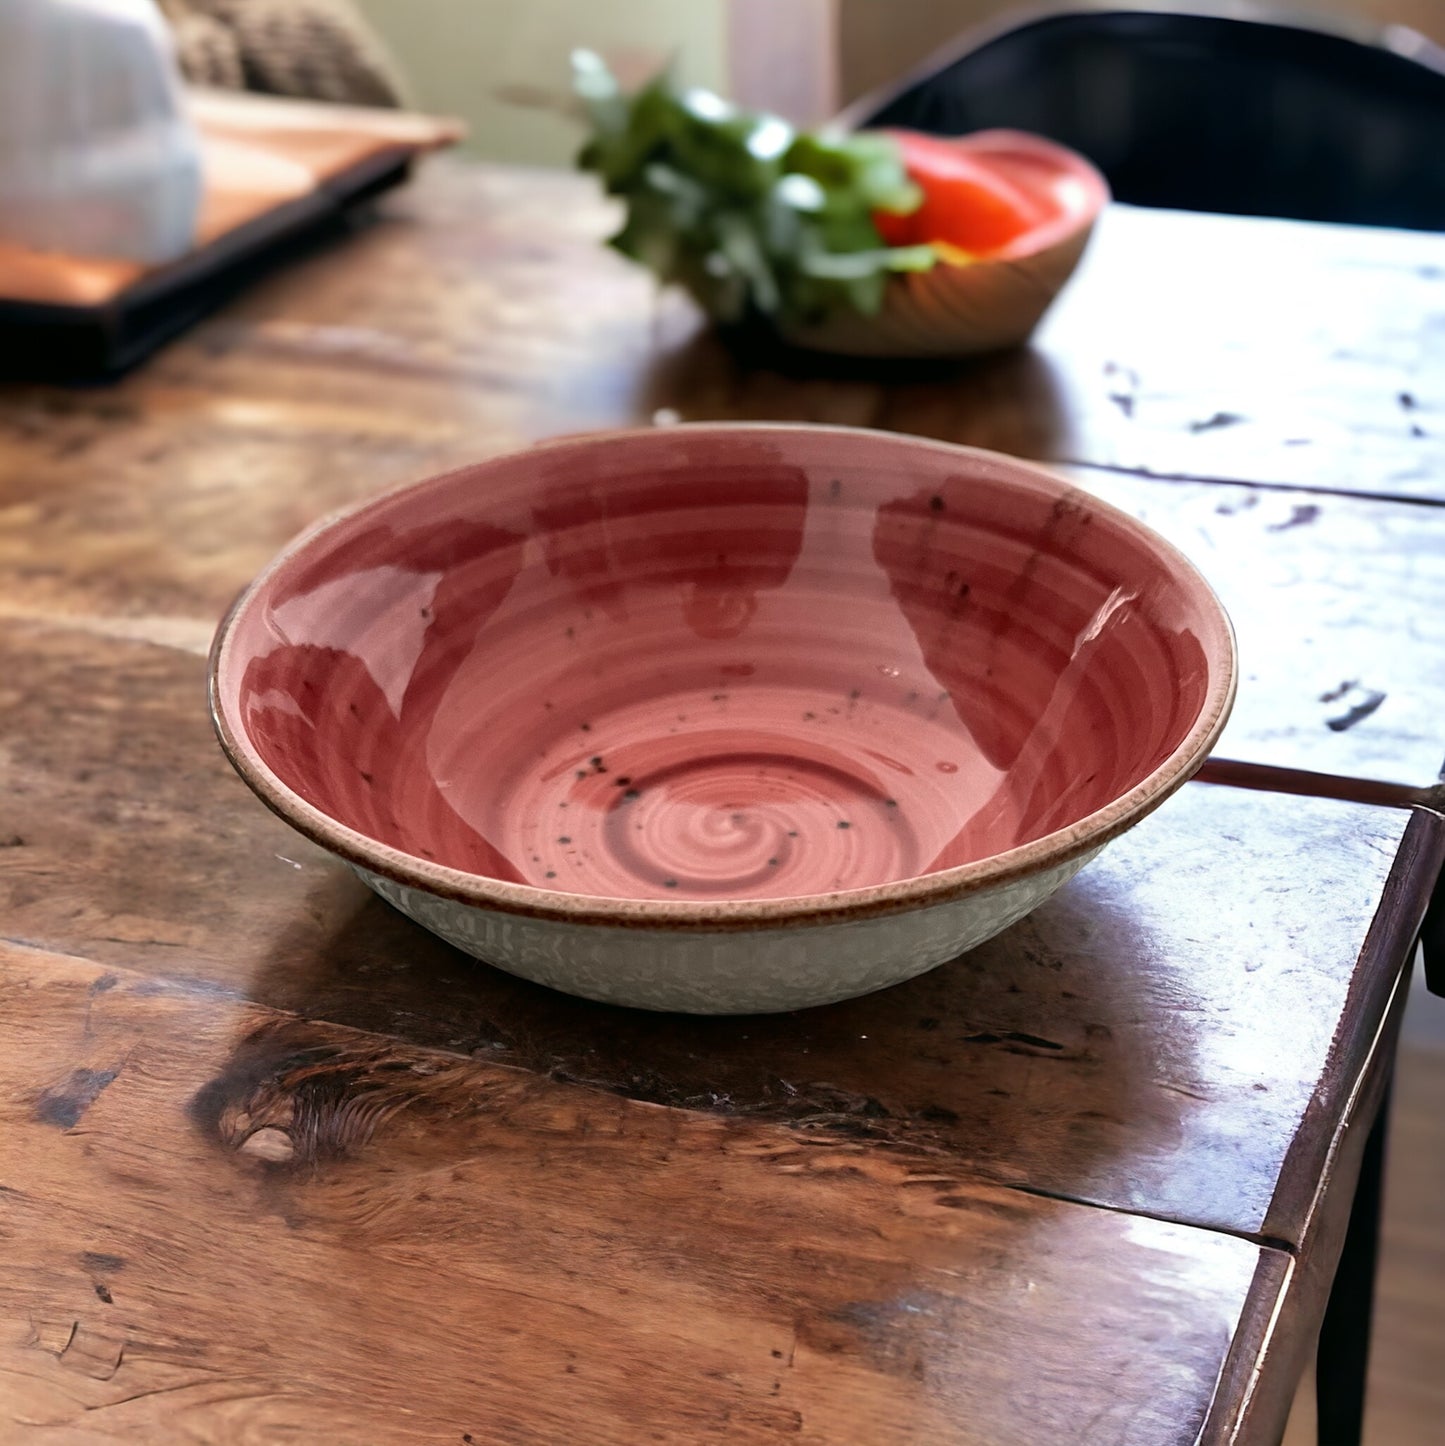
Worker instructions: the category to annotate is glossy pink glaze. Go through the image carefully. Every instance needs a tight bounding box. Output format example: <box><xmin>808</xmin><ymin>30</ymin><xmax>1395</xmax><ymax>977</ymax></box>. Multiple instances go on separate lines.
<box><xmin>213</xmin><ymin>427</ymin><xmax>1232</xmax><ymax>905</ymax></box>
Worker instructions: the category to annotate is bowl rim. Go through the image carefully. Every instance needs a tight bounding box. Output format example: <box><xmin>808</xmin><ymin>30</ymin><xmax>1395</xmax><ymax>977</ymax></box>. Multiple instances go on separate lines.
<box><xmin>209</xmin><ymin>422</ymin><xmax>1238</xmax><ymax>931</ymax></box>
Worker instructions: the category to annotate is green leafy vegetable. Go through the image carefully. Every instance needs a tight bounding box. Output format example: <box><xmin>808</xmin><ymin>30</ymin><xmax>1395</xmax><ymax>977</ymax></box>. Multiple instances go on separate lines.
<box><xmin>572</xmin><ymin>52</ymin><xmax>936</xmax><ymax>328</ymax></box>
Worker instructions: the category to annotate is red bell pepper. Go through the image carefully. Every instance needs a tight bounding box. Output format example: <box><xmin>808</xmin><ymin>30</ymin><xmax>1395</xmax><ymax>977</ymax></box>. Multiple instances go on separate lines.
<box><xmin>875</xmin><ymin>130</ymin><xmax>1059</xmax><ymax>257</ymax></box>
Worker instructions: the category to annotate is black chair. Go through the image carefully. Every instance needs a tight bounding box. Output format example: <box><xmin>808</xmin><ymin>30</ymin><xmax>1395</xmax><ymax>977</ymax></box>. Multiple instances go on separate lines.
<box><xmin>851</xmin><ymin>3</ymin><xmax>1445</xmax><ymax>230</ymax></box>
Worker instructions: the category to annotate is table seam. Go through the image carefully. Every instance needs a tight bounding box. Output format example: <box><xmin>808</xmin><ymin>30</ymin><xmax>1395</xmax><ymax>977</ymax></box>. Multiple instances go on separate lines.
<box><xmin>1061</xmin><ymin>457</ymin><xmax>1445</xmax><ymax>510</ymax></box>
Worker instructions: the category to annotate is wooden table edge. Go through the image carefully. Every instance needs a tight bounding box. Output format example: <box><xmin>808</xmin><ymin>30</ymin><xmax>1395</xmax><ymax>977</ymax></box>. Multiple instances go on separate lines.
<box><xmin>1264</xmin><ymin>805</ymin><xmax>1445</xmax><ymax>1245</ymax></box>
<box><xmin>1198</xmin><ymin>806</ymin><xmax>1445</xmax><ymax>1441</ymax></box>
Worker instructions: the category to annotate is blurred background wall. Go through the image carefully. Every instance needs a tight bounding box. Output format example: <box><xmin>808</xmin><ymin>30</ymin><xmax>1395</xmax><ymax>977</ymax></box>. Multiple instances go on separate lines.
<box><xmin>351</xmin><ymin>0</ymin><xmax>730</xmax><ymax>164</ymax></box>
<box><xmin>354</xmin><ymin>0</ymin><xmax>1445</xmax><ymax>164</ymax></box>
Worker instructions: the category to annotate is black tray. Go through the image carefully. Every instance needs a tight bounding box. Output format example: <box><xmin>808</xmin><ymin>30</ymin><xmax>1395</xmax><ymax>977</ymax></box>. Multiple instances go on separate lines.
<box><xmin>0</xmin><ymin>149</ymin><xmax>413</xmax><ymax>383</ymax></box>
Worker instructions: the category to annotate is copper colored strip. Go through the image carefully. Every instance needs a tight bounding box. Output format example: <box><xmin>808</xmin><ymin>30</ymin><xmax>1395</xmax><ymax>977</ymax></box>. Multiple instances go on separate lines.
<box><xmin>1195</xmin><ymin>757</ymin><xmax>1441</xmax><ymax>812</ymax></box>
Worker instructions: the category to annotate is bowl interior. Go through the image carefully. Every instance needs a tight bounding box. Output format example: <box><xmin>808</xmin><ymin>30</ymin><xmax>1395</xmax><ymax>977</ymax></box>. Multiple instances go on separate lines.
<box><xmin>215</xmin><ymin>427</ymin><xmax>1228</xmax><ymax>904</ymax></box>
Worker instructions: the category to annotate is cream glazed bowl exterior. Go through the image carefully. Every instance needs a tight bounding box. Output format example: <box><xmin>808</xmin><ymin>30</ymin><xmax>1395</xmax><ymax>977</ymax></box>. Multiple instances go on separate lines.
<box><xmin>209</xmin><ymin>424</ymin><xmax>1237</xmax><ymax>1014</ymax></box>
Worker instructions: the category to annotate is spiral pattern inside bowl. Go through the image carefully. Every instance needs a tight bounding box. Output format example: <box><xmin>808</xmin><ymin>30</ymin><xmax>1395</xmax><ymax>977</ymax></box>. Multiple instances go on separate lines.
<box><xmin>220</xmin><ymin>429</ymin><xmax>1219</xmax><ymax>904</ymax></box>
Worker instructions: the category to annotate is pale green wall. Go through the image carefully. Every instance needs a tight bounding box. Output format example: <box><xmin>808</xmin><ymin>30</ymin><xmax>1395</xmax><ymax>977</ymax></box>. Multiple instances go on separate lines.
<box><xmin>354</xmin><ymin>0</ymin><xmax>728</xmax><ymax>166</ymax></box>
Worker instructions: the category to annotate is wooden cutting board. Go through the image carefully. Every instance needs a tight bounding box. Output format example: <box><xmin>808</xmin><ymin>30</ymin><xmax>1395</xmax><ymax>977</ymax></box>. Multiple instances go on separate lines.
<box><xmin>0</xmin><ymin>89</ymin><xmax>462</xmax><ymax>307</ymax></box>
<box><xmin>0</xmin><ymin>88</ymin><xmax>462</xmax><ymax>376</ymax></box>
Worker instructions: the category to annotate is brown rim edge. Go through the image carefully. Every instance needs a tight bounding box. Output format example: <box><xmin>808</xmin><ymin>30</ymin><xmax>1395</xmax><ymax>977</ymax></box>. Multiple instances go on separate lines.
<box><xmin>208</xmin><ymin>423</ymin><xmax>1239</xmax><ymax>932</ymax></box>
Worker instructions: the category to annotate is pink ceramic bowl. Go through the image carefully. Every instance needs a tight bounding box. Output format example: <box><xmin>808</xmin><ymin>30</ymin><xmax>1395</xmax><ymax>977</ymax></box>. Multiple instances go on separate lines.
<box><xmin>210</xmin><ymin>425</ymin><xmax>1235</xmax><ymax>1013</ymax></box>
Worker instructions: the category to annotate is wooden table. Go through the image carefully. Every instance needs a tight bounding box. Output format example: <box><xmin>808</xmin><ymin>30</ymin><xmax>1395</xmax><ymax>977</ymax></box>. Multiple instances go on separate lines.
<box><xmin>2</xmin><ymin>161</ymin><xmax>1443</xmax><ymax>1445</ymax></box>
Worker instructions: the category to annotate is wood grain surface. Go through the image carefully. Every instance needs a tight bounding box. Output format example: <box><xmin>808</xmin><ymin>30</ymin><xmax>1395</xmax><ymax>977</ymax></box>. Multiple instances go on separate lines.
<box><xmin>2</xmin><ymin>165</ymin><xmax>1441</xmax><ymax>785</ymax></box>
<box><xmin>2</xmin><ymin>612</ymin><xmax>1433</xmax><ymax>1251</ymax></box>
<box><xmin>0</xmin><ymin>942</ymin><xmax>1283</xmax><ymax>1446</ymax></box>
<box><xmin>3</xmin><ymin>159</ymin><xmax>1444</xmax><ymax>1444</ymax></box>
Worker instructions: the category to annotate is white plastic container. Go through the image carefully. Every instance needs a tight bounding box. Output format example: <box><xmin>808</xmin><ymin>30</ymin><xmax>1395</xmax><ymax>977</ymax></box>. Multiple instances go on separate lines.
<box><xmin>0</xmin><ymin>0</ymin><xmax>203</xmax><ymax>264</ymax></box>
